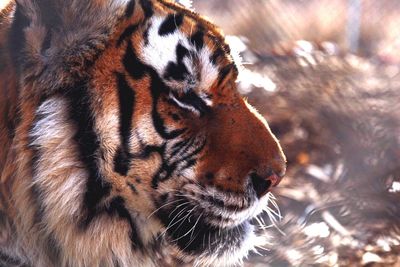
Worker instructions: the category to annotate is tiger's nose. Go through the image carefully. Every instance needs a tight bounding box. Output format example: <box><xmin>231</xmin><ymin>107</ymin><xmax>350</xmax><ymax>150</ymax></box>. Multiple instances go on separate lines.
<box><xmin>250</xmin><ymin>165</ymin><xmax>285</xmax><ymax>198</ymax></box>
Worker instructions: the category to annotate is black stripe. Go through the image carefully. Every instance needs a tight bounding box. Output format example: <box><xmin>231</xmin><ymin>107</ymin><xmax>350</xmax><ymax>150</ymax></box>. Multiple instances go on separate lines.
<box><xmin>210</xmin><ymin>47</ymin><xmax>225</xmax><ymax>65</ymax></box>
<box><xmin>123</xmin><ymin>42</ymin><xmax>147</xmax><ymax>79</ymax></box>
<box><xmin>8</xmin><ymin>3</ymin><xmax>31</xmax><ymax>70</ymax></box>
<box><xmin>125</xmin><ymin>0</ymin><xmax>136</xmax><ymax>17</ymax></box>
<box><xmin>152</xmin><ymin>161</ymin><xmax>178</xmax><ymax>188</ymax></box>
<box><xmin>106</xmin><ymin>196</ymin><xmax>143</xmax><ymax>249</ymax></box>
<box><xmin>177</xmin><ymin>139</ymin><xmax>206</xmax><ymax>167</ymax></box>
<box><xmin>117</xmin><ymin>24</ymin><xmax>139</xmax><ymax>47</ymax></box>
<box><xmin>152</xmin><ymin>138</ymin><xmax>205</xmax><ymax>188</ymax></box>
<box><xmin>182</xmin><ymin>159</ymin><xmax>196</xmax><ymax>169</ymax></box>
<box><xmin>113</xmin><ymin>73</ymin><xmax>136</xmax><ymax>176</ymax></box>
<box><xmin>158</xmin><ymin>13</ymin><xmax>184</xmax><ymax>36</ymax></box>
<box><xmin>44</xmin><ymin>235</ymin><xmax>62</xmax><ymax>265</ymax></box>
<box><xmin>65</xmin><ymin>81</ymin><xmax>112</xmax><ymax>227</ymax></box>
<box><xmin>143</xmin><ymin>22</ymin><xmax>152</xmax><ymax>45</ymax></box>
<box><xmin>170</xmin><ymin>139</ymin><xmax>192</xmax><ymax>158</ymax></box>
<box><xmin>189</xmin><ymin>28</ymin><xmax>204</xmax><ymax>51</ymax></box>
<box><xmin>116</xmin><ymin>74</ymin><xmax>136</xmax><ymax>144</ymax></box>
<box><xmin>113</xmin><ymin>147</ymin><xmax>132</xmax><ymax>177</ymax></box>
<box><xmin>217</xmin><ymin>64</ymin><xmax>233</xmax><ymax>86</ymax></box>
<box><xmin>127</xmin><ymin>182</ymin><xmax>138</xmax><ymax>194</ymax></box>
<box><xmin>170</xmin><ymin>138</ymin><xmax>196</xmax><ymax>159</ymax></box>
<box><xmin>140</xmin><ymin>0</ymin><xmax>154</xmax><ymax>18</ymax></box>
<box><xmin>139</xmin><ymin>144</ymin><xmax>165</xmax><ymax>158</ymax></box>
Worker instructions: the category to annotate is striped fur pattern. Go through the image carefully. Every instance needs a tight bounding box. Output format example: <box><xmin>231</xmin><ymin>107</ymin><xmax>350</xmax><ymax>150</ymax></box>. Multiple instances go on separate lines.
<box><xmin>0</xmin><ymin>0</ymin><xmax>286</xmax><ymax>266</ymax></box>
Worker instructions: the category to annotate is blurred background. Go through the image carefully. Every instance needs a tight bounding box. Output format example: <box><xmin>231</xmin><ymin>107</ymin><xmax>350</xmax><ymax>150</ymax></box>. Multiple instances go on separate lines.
<box><xmin>184</xmin><ymin>0</ymin><xmax>400</xmax><ymax>266</ymax></box>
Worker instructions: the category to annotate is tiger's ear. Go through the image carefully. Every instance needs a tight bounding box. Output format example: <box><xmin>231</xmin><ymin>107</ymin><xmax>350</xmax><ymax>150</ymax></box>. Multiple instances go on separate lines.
<box><xmin>12</xmin><ymin>0</ymin><xmax>130</xmax><ymax>91</ymax></box>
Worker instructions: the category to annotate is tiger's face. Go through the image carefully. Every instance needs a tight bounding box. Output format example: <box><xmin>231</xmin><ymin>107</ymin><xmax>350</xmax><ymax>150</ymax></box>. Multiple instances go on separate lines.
<box><xmin>3</xmin><ymin>0</ymin><xmax>285</xmax><ymax>266</ymax></box>
<box><xmin>90</xmin><ymin>2</ymin><xmax>286</xmax><ymax>264</ymax></box>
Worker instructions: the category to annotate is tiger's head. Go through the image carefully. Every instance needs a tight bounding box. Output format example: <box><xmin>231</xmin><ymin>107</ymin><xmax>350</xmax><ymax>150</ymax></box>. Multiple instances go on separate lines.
<box><xmin>5</xmin><ymin>0</ymin><xmax>285</xmax><ymax>265</ymax></box>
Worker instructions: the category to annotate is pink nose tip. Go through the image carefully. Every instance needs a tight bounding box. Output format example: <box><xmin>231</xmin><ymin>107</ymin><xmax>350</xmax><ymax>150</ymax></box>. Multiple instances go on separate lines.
<box><xmin>267</xmin><ymin>172</ymin><xmax>282</xmax><ymax>187</ymax></box>
<box><xmin>250</xmin><ymin>171</ymin><xmax>284</xmax><ymax>198</ymax></box>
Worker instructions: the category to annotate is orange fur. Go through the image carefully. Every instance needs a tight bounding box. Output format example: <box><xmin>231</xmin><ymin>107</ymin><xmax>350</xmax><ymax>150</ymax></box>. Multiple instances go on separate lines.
<box><xmin>0</xmin><ymin>1</ymin><xmax>285</xmax><ymax>266</ymax></box>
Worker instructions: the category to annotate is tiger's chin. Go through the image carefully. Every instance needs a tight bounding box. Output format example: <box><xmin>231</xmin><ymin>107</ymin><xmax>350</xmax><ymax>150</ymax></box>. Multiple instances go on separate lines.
<box><xmin>167</xmin><ymin>221</ymin><xmax>265</xmax><ymax>267</ymax></box>
<box><xmin>157</xmin><ymin>206</ymin><xmax>263</xmax><ymax>266</ymax></box>
<box><xmin>155</xmin><ymin>183</ymin><xmax>271</xmax><ymax>266</ymax></box>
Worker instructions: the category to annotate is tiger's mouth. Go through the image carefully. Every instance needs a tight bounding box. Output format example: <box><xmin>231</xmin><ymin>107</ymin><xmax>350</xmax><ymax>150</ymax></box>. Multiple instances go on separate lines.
<box><xmin>156</xmin><ymin>196</ymin><xmax>249</xmax><ymax>254</ymax></box>
<box><xmin>155</xmin><ymin>182</ymin><xmax>273</xmax><ymax>264</ymax></box>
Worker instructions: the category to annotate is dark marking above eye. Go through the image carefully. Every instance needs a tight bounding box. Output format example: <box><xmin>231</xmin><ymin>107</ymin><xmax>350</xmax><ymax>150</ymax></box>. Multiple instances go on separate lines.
<box><xmin>164</xmin><ymin>61</ymin><xmax>188</xmax><ymax>81</ymax></box>
<box><xmin>163</xmin><ymin>44</ymin><xmax>190</xmax><ymax>81</ymax></box>
<box><xmin>125</xmin><ymin>0</ymin><xmax>136</xmax><ymax>17</ymax></box>
<box><xmin>158</xmin><ymin>13</ymin><xmax>184</xmax><ymax>36</ymax></box>
<box><xmin>190</xmin><ymin>29</ymin><xmax>204</xmax><ymax>50</ymax></box>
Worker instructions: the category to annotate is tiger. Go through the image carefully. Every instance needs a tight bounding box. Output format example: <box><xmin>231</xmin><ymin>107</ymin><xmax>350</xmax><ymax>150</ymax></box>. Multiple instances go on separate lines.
<box><xmin>0</xmin><ymin>0</ymin><xmax>286</xmax><ymax>266</ymax></box>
